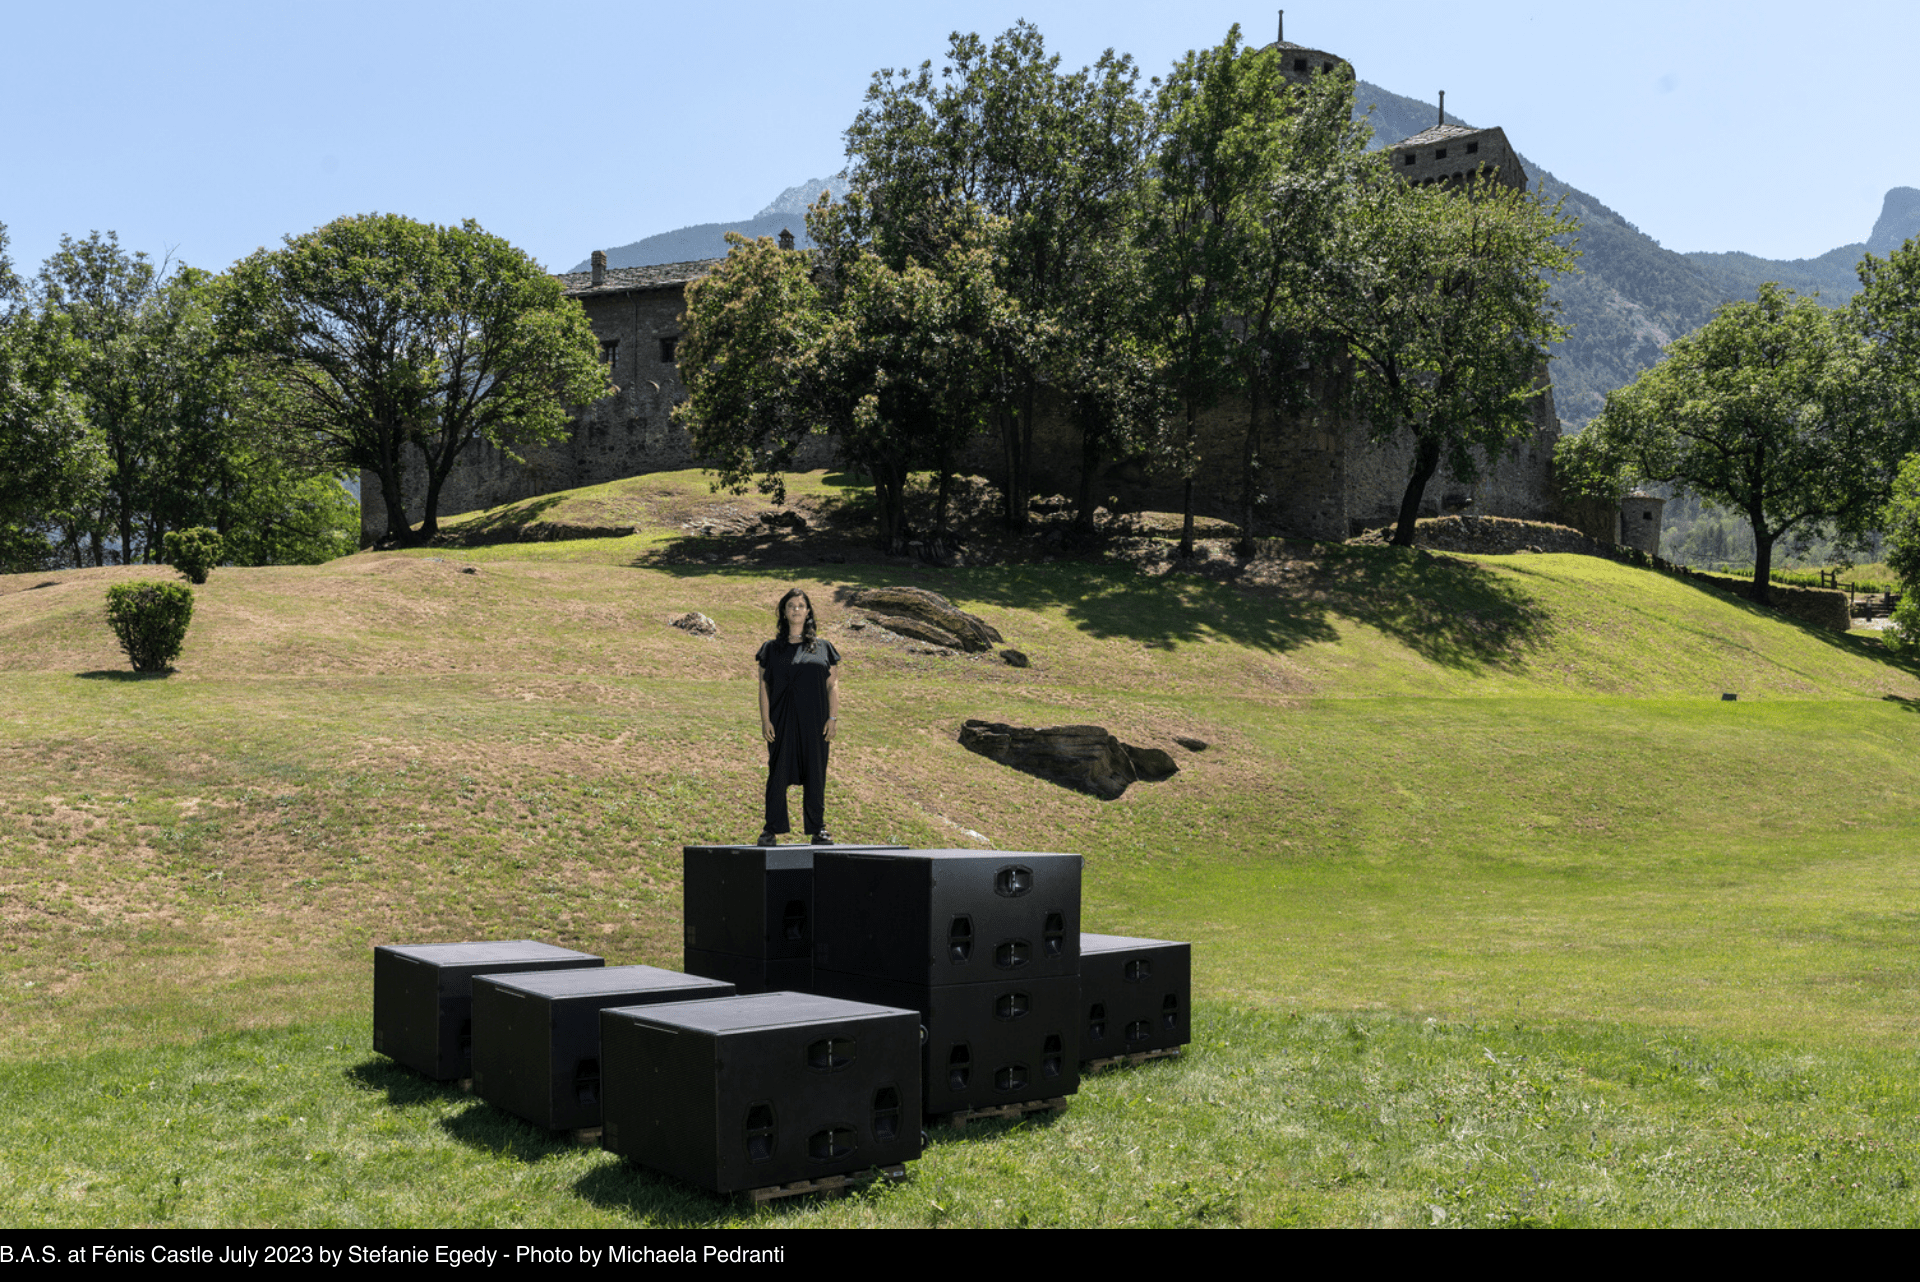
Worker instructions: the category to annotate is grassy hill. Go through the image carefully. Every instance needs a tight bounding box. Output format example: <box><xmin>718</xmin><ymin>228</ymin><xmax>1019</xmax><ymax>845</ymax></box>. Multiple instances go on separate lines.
<box><xmin>6</xmin><ymin>471</ymin><xmax>1920</xmax><ymax>1227</ymax></box>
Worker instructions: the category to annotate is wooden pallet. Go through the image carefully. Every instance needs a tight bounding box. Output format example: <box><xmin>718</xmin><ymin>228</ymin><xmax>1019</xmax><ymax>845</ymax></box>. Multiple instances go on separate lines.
<box><xmin>1082</xmin><ymin>1046</ymin><xmax>1184</xmax><ymax>1075</ymax></box>
<box><xmin>741</xmin><ymin>1163</ymin><xmax>907</xmax><ymax>1206</ymax></box>
<box><xmin>931</xmin><ymin>1096</ymin><xmax>1069</xmax><ymax>1131</ymax></box>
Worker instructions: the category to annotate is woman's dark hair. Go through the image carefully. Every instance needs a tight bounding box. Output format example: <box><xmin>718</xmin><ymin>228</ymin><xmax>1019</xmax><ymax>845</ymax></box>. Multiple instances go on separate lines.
<box><xmin>774</xmin><ymin>588</ymin><xmax>818</xmax><ymax>651</ymax></box>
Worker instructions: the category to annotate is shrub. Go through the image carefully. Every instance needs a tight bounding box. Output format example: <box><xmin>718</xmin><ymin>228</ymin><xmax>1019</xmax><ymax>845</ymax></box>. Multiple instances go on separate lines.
<box><xmin>104</xmin><ymin>582</ymin><xmax>195</xmax><ymax>673</ymax></box>
<box><xmin>164</xmin><ymin>526</ymin><xmax>224</xmax><ymax>584</ymax></box>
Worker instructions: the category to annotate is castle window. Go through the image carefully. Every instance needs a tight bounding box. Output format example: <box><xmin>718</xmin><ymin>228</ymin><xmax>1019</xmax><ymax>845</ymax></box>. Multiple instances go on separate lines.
<box><xmin>1321</xmin><ymin>61</ymin><xmax>1333</xmax><ymax>73</ymax></box>
<box><xmin>1403</xmin><ymin>153</ymin><xmax>1416</xmax><ymax>166</ymax></box>
<box><xmin>659</xmin><ymin>336</ymin><xmax>679</xmax><ymax>364</ymax></box>
<box><xmin>600</xmin><ymin>339</ymin><xmax>619</xmax><ymax>366</ymax></box>
<box><xmin>1435</xmin><ymin>148</ymin><xmax>1447</xmax><ymax>159</ymax></box>
<box><xmin>1293</xmin><ymin>58</ymin><xmax>1306</xmax><ymax>71</ymax></box>
<box><xmin>1467</xmin><ymin>142</ymin><xmax>1480</xmax><ymax>154</ymax></box>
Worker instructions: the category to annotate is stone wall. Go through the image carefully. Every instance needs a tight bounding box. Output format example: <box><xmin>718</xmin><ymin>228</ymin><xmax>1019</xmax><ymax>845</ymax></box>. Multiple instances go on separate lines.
<box><xmin>1010</xmin><ymin>374</ymin><xmax>1562</xmax><ymax>543</ymax></box>
<box><xmin>359</xmin><ymin>271</ymin><xmax>832</xmax><ymax>543</ymax></box>
<box><xmin>1681</xmin><ymin>571</ymin><xmax>1852</xmax><ymax>633</ymax></box>
<box><xmin>1350</xmin><ymin>513</ymin><xmax>1621</xmax><ymax>557</ymax></box>
<box><xmin>365</xmin><ymin>269</ymin><xmax>1561</xmax><ymax>546</ymax></box>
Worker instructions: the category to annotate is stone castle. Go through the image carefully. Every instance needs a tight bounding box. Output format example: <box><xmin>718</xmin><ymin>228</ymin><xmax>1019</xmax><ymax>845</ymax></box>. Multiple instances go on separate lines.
<box><xmin>361</xmin><ymin>26</ymin><xmax>1576</xmax><ymax>549</ymax></box>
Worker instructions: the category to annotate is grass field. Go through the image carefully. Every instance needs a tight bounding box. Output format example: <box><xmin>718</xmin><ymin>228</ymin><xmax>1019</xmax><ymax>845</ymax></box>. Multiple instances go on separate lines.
<box><xmin>5</xmin><ymin>470</ymin><xmax>1920</xmax><ymax>1227</ymax></box>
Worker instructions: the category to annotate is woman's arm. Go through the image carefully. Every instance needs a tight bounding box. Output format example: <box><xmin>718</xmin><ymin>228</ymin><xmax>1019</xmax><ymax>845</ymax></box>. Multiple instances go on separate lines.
<box><xmin>823</xmin><ymin>668</ymin><xmax>839</xmax><ymax>742</ymax></box>
<box><xmin>758</xmin><ymin>665</ymin><xmax>776</xmax><ymax>742</ymax></box>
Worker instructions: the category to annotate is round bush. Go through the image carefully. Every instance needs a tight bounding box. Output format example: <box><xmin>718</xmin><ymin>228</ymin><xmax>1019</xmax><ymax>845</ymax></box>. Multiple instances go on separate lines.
<box><xmin>105</xmin><ymin>582</ymin><xmax>195</xmax><ymax>673</ymax></box>
<box><xmin>164</xmin><ymin>526</ymin><xmax>224</xmax><ymax>585</ymax></box>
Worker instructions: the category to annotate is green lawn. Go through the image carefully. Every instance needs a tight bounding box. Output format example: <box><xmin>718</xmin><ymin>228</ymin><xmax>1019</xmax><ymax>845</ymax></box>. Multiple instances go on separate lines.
<box><xmin>4</xmin><ymin>477</ymin><xmax>1919</xmax><ymax>1226</ymax></box>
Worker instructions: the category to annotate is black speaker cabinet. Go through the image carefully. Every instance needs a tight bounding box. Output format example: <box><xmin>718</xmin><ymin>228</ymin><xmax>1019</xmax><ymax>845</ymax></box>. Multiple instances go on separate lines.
<box><xmin>811</xmin><ymin>970</ymin><xmax>1080</xmax><ymax>1116</ymax></box>
<box><xmin>471</xmin><ymin>965</ymin><xmax>736</xmax><ymax>1130</ymax></box>
<box><xmin>372</xmin><ymin>940</ymin><xmax>603</xmax><ymax>1080</ymax></box>
<box><xmin>600</xmin><ymin>992</ymin><xmax>923</xmax><ymax>1194</ymax></box>
<box><xmin>683</xmin><ymin>844</ymin><xmax>907</xmax><ymax>965</ymax></box>
<box><xmin>1078</xmin><ymin>933</ymin><xmax>1191</xmax><ymax>1059</ymax></box>
<box><xmin>682</xmin><ymin>948</ymin><xmax>813</xmax><ymax>997</ymax></box>
<box><xmin>812</xmin><ymin>849</ymin><xmax>1082</xmax><ymax>987</ymax></box>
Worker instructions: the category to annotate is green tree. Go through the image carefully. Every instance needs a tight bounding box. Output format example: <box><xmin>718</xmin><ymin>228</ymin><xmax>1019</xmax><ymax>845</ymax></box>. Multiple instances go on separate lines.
<box><xmin>1143</xmin><ymin>28</ymin><xmax>1373</xmax><ymax>553</ymax></box>
<box><xmin>1884</xmin><ymin>454</ymin><xmax>1920</xmax><ymax>646</ymax></box>
<box><xmin>844</xmin><ymin>22</ymin><xmax>1152</xmax><ymax>531</ymax></box>
<box><xmin>1585</xmin><ymin>284</ymin><xmax>1902</xmax><ymax>604</ymax></box>
<box><xmin>677</xmin><ymin>202</ymin><xmax>1019</xmax><ymax>552</ymax></box>
<box><xmin>0</xmin><ymin>222</ymin><xmax>104</xmax><ymax>566</ymax></box>
<box><xmin>1297</xmin><ymin>171</ymin><xmax>1579</xmax><ymax>546</ymax></box>
<box><xmin>224</xmin><ymin>214</ymin><xmax>609</xmax><ymax>546</ymax></box>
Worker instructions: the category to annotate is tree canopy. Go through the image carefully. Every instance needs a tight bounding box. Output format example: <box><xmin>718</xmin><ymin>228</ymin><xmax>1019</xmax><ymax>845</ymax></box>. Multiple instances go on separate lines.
<box><xmin>224</xmin><ymin>214</ymin><xmax>609</xmax><ymax>546</ymax></box>
<box><xmin>1582</xmin><ymin>283</ymin><xmax>1906</xmax><ymax>602</ymax></box>
<box><xmin>844</xmin><ymin>21</ymin><xmax>1153</xmax><ymax>532</ymax></box>
<box><xmin>1296</xmin><ymin>169</ymin><xmax>1579</xmax><ymax>545</ymax></box>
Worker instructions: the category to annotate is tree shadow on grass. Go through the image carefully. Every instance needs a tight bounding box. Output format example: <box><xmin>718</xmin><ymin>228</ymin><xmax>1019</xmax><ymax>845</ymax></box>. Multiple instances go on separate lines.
<box><xmin>944</xmin><ymin>545</ymin><xmax>1552</xmax><ymax>670</ymax></box>
<box><xmin>638</xmin><ymin>544</ymin><xmax>1554</xmax><ymax>671</ymax></box>
<box><xmin>431</xmin><ymin>495</ymin><xmax>566</xmax><ymax>544</ymax></box>
<box><xmin>75</xmin><ymin>669</ymin><xmax>169</xmax><ymax>680</ymax></box>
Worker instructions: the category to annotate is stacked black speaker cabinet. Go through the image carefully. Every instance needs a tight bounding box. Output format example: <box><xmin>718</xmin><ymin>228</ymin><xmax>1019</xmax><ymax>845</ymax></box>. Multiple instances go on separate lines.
<box><xmin>1078</xmin><ymin>933</ymin><xmax>1191</xmax><ymax>1061</ymax></box>
<box><xmin>681</xmin><ymin>843</ymin><xmax>903</xmax><ymax>994</ymax></box>
<box><xmin>470</xmin><ymin>964</ymin><xmax>736</xmax><ymax>1130</ymax></box>
<box><xmin>809</xmin><ymin>849</ymin><xmax>1083</xmax><ymax>1118</ymax></box>
<box><xmin>372</xmin><ymin>940</ymin><xmax>603</xmax><ymax>1080</ymax></box>
<box><xmin>600</xmin><ymin>992</ymin><xmax>922</xmax><ymax>1193</ymax></box>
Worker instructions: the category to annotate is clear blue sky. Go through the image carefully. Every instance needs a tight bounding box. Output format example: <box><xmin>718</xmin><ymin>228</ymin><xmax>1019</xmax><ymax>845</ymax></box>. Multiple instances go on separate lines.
<box><xmin>3</xmin><ymin>0</ymin><xmax>1912</xmax><ymax>277</ymax></box>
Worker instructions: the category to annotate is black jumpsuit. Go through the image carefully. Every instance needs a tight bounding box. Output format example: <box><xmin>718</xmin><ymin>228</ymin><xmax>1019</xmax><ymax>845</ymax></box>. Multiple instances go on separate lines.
<box><xmin>757</xmin><ymin>637</ymin><xmax>840</xmax><ymax>836</ymax></box>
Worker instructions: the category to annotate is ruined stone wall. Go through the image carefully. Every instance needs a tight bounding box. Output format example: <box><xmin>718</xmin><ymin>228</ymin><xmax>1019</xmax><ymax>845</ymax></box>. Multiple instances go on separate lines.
<box><xmin>1339</xmin><ymin>379</ymin><xmax>1563</xmax><ymax>534</ymax></box>
<box><xmin>359</xmin><ymin>282</ymin><xmax>833</xmax><ymax>542</ymax></box>
<box><xmin>1001</xmin><ymin>375</ymin><xmax>1560</xmax><ymax>543</ymax></box>
<box><xmin>361</xmin><ymin>279</ymin><xmax>1562</xmax><ymax>547</ymax></box>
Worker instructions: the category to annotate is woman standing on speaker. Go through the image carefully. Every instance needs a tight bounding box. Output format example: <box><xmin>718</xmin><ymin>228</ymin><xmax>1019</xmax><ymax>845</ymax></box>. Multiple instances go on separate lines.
<box><xmin>755</xmin><ymin>588</ymin><xmax>840</xmax><ymax>846</ymax></box>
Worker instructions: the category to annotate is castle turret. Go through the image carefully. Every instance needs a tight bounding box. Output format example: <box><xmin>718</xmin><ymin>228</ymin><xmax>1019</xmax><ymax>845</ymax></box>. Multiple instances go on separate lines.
<box><xmin>1262</xmin><ymin>10</ymin><xmax>1353</xmax><ymax>88</ymax></box>
<box><xmin>1388</xmin><ymin>120</ymin><xmax>1527</xmax><ymax>193</ymax></box>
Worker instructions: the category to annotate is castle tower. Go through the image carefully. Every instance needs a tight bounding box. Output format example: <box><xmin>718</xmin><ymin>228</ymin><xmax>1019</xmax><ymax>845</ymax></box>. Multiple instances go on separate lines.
<box><xmin>1262</xmin><ymin>10</ymin><xmax>1353</xmax><ymax>88</ymax></box>
<box><xmin>1388</xmin><ymin>120</ymin><xmax>1528</xmax><ymax>193</ymax></box>
<box><xmin>1618</xmin><ymin>492</ymin><xmax>1665</xmax><ymax>557</ymax></box>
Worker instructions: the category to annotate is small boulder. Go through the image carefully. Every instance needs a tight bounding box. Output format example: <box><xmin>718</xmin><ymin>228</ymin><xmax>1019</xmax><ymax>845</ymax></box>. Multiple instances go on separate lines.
<box><xmin>670</xmin><ymin>611</ymin><xmax>718</xmax><ymax>637</ymax></box>
<box><xmin>1000</xmin><ymin>649</ymin><xmax>1030</xmax><ymax>668</ymax></box>
<box><xmin>1174</xmin><ymin>736</ymin><xmax>1208</xmax><ymax>752</ymax></box>
<box><xmin>850</xmin><ymin>586</ymin><xmax>1003</xmax><ymax>653</ymax></box>
<box><xmin>958</xmin><ymin>719</ymin><xmax>1177</xmax><ymax>801</ymax></box>
<box><xmin>1124</xmin><ymin>745</ymin><xmax>1179</xmax><ymax>780</ymax></box>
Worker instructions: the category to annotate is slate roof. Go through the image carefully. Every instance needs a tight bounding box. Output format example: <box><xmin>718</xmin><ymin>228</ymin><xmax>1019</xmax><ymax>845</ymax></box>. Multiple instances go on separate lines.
<box><xmin>1392</xmin><ymin>122</ymin><xmax>1493</xmax><ymax>150</ymax></box>
<box><xmin>556</xmin><ymin>259</ymin><xmax>721</xmax><ymax>297</ymax></box>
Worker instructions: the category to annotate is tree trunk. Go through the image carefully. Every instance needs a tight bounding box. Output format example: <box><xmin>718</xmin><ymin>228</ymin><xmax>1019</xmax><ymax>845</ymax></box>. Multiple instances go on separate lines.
<box><xmin>1239</xmin><ymin>380</ymin><xmax>1266</xmax><ymax>558</ymax></box>
<box><xmin>1074</xmin><ymin>416</ymin><xmax>1103</xmax><ymax>534</ymax></box>
<box><xmin>996</xmin><ymin>405</ymin><xmax>1023</xmax><ymax>530</ymax></box>
<box><xmin>1178</xmin><ymin>402</ymin><xmax>1198</xmax><ymax>558</ymax></box>
<box><xmin>375</xmin><ymin>457</ymin><xmax>413</xmax><ymax>548</ymax></box>
<box><xmin>1751</xmin><ymin>521</ymin><xmax>1775</xmax><ymax>607</ymax></box>
<box><xmin>934</xmin><ymin>467</ymin><xmax>953</xmax><ymax>537</ymax></box>
<box><xmin>1392</xmin><ymin>435</ymin><xmax>1443</xmax><ymax>547</ymax></box>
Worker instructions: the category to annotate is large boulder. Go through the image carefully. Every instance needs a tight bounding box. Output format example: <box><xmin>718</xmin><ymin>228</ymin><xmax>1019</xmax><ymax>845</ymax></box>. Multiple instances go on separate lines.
<box><xmin>850</xmin><ymin>586</ymin><xmax>1003</xmax><ymax>654</ymax></box>
<box><xmin>958</xmin><ymin>720</ymin><xmax>1178</xmax><ymax>800</ymax></box>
